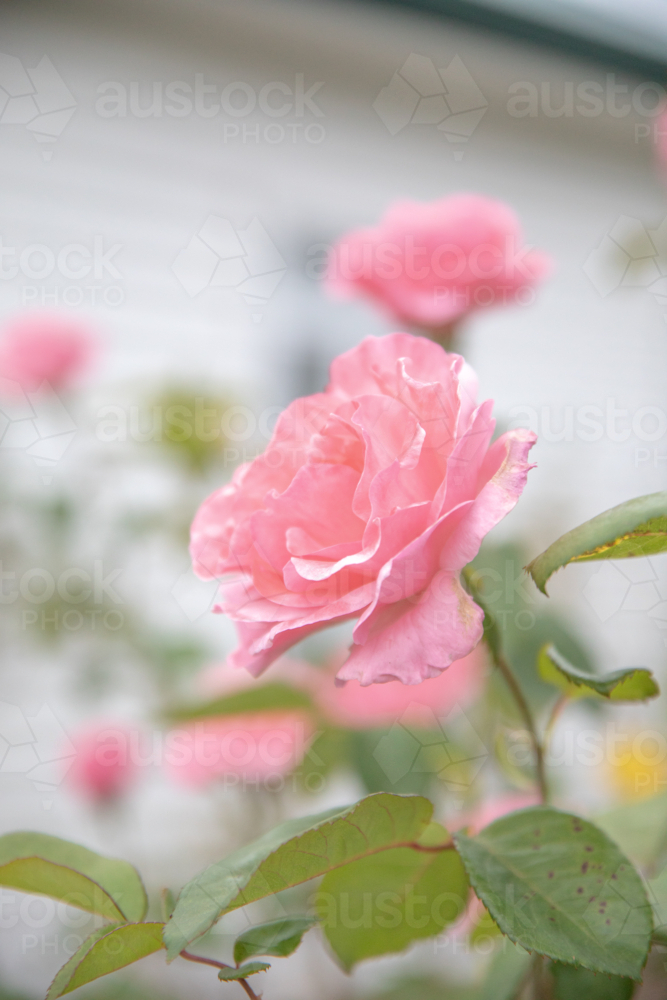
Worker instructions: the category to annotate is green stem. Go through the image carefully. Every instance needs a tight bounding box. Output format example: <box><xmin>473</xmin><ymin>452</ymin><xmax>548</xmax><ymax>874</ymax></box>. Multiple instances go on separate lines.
<box><xmin>495</xmin><ymin>653</ymin><xmax>548</xmax><ymax>805</ymax></box>
<box><xmin>462</xmin><ymin>568</ymin><xmax>549</xmax><ymax>805</ymax></box>
<box><xmin>543</xmin><ymin>694</ymin><xmax>568</xmax><ymax>752</ymax></box>
<box><xmin>532</xmin><ymin>954</ymin><xmax>554</xmax><ymax>999</ymax></box>
<box><xmin>413</xmin><ymin>321</ymin><xmax>460</xmax><ymax>354</ymax></box>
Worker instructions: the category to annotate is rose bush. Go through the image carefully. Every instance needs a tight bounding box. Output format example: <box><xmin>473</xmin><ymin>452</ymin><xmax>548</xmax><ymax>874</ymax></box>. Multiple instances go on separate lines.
<box><xmin>326</xmin><ymin>194</ymin><xmax>550</xmax><ymax>328</ymax></box>
<box><xmin>191</xmin><ymin>333</ymin><xmax>536</xmax><ymax>685</ymax></box>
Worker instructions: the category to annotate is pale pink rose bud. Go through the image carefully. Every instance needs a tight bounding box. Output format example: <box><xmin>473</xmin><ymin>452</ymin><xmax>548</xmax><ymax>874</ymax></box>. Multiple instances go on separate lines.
<box><xmin>68</xmin><ymin>725</ymin><xmax>136</xmax><ymax>802</ymax></box>
<box><xmin>191</xmin><ymin>333</ymin><xmax>536</xmax><ymax>686</ymax></box>
<box><xmin>326</xmin><ymin>194</ymin><xmax>550</xmax><ymax>328</ymax></box>
<box><xmin>165</xmin><ymin>711</ymin><xmax>313</xmax><ymax>787</ymax></box>
<box><xmin>0</xmin><ymin>313</ymin><xmax>95</xmax><ymax>393</ymax></box>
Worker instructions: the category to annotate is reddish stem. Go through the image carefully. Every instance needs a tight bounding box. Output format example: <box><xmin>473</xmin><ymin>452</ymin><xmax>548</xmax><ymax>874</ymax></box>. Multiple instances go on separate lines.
<box><xmin>180</xmin><ymin>950</ymin><xmax>261</xmax><ymax>1000</ymax></box>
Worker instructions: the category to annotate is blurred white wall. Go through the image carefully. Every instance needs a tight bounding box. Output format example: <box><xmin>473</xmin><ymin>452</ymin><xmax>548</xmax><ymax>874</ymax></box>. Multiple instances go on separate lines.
<box><xmin>0</xmin><ymin>0</ymin><xmax>666</xmax><ymax>994</ymax></box>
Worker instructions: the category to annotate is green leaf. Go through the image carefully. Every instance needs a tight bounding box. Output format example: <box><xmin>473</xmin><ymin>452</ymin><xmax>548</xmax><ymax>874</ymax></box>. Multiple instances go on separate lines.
<box><xmin>477</xmin><ymin>941</ymin><xmax>531</xmax><ymax>1000</ymax></box>
<box><xmin>349</xmin><ymin>728</ymin><xmax>441</xmax><ymax>797</ymax></box>
<box><xmin>596</xmin><ymin>793</ymin><xmax>667</xmax><ymax>868</ymax></box>
<box><xmin>233</xmin><ymin>916</ymin><xmax>317</xmax><ymax>964</ymax></box>
<box><xmin>46</xmin><ymin>923</ymin><xmax>164</xmax><ymax>998</ymax></box>
<box><xmin>164</xmin><ymin>792</ymin><xmax>434</xmax><ymax>960</ymax></box>
<box><xmin>454</xmin><ymin>807</ymin><xmax>652</xmax><ymax>979</ymax></box>
<box><xmin>548</xmin><ymin>961</ymin><xmax>635</xmax><ymax>999</ymax></box>
<box><xmin>165</xmin><ymin>682</ymin><xmax>313</xmax><ymax>722</ymax></box>
<box><xmin>0</xmin><ymin>832</ymin><xmax>147</xmax><ymax>923</ymax></box>
<box><xmin>538</xmin><ymin>645</ymin><xmax>659</xmax><ymax>702</ymax></box>
<box><xmin>316</xmin><ymin>829</ymin><xmax>468</xmax><ymax>970</ymax></box>
<box><xmin>526</xmin><ymin>491</ymin><xmax>667</xmax><ymax>594</ymax></box>
<box><xmin>218</xmin><ymin>962</ymin><xmax>270</xmax><ymax>980</ymax></box>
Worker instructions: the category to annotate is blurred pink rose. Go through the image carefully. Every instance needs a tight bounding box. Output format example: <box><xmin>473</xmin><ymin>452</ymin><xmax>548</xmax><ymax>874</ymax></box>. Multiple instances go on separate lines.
<box><xmin>319</xmin><ymin>646</ymin><xmax>486</xmax><ymax>728</ymax></box>
<box><xmin>198</xmin><ymin>656</ymin><xmax>320</xmax><ymax>699</ymax></box>
<box><xmin>0</xmin><ymin>313</ymin><xmax>94</xmax><ymax>392</ymax></box>
<box><xmin>68</xmin><ymin>725</ymin><xmax>136</xmax><ymax>802</ymax></box>
<box><xmin>452</xmin><ymin>791</ymin><xmax>540</xmax><ymax>836</ymax></box>
<box><xmin>327</xmin><ymin>195</ymin><xmax>550</xmax><ymax>328</ymax></box>
<box><xmin>166</xmin><ymin>711</ymin><xmax>313</xmax><ymax>787</ymax></box>
<box><xmin>191</xmin><ymin>333</ymin><xmax>536</xmax><ymax>686</ymax></box>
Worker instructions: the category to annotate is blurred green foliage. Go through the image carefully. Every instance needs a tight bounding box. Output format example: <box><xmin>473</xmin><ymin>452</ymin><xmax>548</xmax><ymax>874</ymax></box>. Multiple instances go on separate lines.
<box><xmin>470</xmin><ymin>542</ymin><xmax>594</xmax><ymax>712</ymax></box>
<box><xmin>149</xmin><ymin>388</ymin><xmax>236</xmax><ymax>473</ymax></box>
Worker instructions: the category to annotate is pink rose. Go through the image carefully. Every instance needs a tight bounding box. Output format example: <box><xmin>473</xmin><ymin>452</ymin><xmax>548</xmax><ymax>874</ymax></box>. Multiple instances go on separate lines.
<box><xmin>0</xmin><ymin>313</ymin><xmax>94</xmax><ymax>393</ymax></box>
<box><xmin>191</xmin><ymin>333</ymin><xmax>536</xmax><ymax>685</ymax></box>
<box><xmin>319</xmin><ymin>646</ymin><xmax>486</xmax><ymax>728</ymax></box>
<box><xmin>165</xmin><ymin>711</ymin><xmax>312</xmax><ymax>787</ymax></box>
<box><xmin>327</xmin><ymin>194</ymin><xmax>550</xmax><ymax>328</ymax></box>
<box><xmin>452</xmin><ymin>792</ymin><xmax>540</xmax><ymax>837</ymax></box>
<box><xmin>198</xmin><ymin>656</ymin><xmax>320</xmax><ymax>699</ymax></box>
<box><xmin>68</xmin><ymin>725</ymin><xmax>137</xmax><ymax>802</ymax></box>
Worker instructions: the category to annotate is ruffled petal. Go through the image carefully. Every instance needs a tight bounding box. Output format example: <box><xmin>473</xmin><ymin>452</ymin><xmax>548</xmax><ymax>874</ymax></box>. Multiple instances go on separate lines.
<box><xmin>440</xmin><ymin>428</ymin><xmax>537</xmax><ymax>571</ymax></box>
<box><xmin>338</xmin><ymin>570</ymin><xmax>483</xmax><ymax>685</ymax></box>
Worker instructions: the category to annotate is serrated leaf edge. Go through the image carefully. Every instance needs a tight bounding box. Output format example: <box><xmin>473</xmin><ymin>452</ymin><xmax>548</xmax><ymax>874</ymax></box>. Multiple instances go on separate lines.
<box><xmin>164</xmin><ymin>793</ymin><xmax>434</xmax><ymax>960</ymax></box>
<box><xmin>45</xmin><ymin>922</ymin><xmax>164</xmax><ymax>999</ymax></box>
<box><xmin>453</xmin><ymin>821</ymin><xmax>652</xmax><ymax>981</ymax></box>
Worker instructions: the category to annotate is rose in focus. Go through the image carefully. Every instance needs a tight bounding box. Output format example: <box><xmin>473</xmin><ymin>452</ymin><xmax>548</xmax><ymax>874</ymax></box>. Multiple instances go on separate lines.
<box><xmin>191</xmin><ymin>333</ymin><xmax>536</xmax><ymax>685</ymax></box>
<box><xmin>326</xmin><ymin>194</ymin><xmax>550</xmax><ymax>328</ymax></box>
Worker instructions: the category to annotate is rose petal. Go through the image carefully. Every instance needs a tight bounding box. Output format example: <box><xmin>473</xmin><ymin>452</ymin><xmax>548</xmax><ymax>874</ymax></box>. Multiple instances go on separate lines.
<box><xmin>338</xmin><ymin>571</ymin><xmax>484</xmax><ymax>685</ymax></box>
